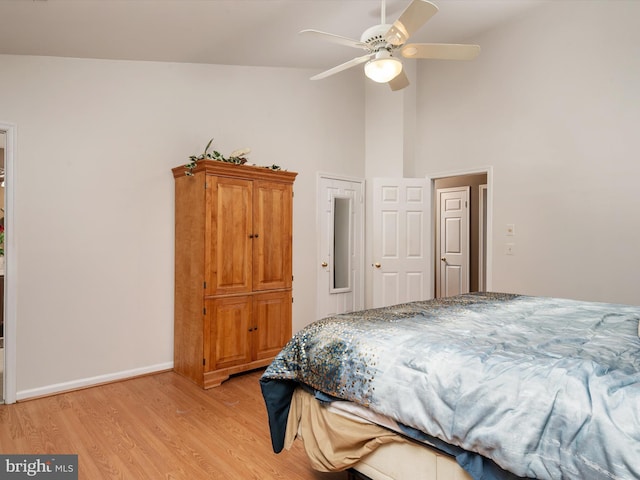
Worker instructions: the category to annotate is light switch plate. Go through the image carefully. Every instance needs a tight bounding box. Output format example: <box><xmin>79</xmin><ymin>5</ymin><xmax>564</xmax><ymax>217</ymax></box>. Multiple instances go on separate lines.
<box><xmin>506</xmin><ymin>224</ymin><xmax>515</xmax><ymax>236</ymax></box>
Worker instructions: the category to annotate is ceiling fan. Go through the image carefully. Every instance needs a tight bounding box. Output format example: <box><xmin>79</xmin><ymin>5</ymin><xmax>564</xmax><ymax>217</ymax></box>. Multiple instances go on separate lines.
<box><xmin>300</xmin><ymin>0</ymin><xmax>480</xmax><ymax>91</ymax></box>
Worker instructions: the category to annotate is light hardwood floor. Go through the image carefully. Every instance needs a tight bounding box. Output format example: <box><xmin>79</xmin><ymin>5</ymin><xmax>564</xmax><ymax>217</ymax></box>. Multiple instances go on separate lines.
<box><xmin>0</xmin><ymin>369</ymin><xmax>348</xmax><ymax>480</ymax></box>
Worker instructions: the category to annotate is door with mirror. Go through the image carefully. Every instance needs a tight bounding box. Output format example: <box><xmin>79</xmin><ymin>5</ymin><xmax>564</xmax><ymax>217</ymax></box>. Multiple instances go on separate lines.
<box><xmin>316</xmin><ymin>175</ymin><xmax>364</xmax><ymax>319</ymax></box>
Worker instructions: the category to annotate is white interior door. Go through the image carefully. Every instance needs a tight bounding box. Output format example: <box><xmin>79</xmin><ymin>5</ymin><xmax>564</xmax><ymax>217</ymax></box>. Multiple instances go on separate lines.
<box><xmin>372</xmin><ymin>178</ymin><xmax>429</xmax><ymax>308</ymax></box>
<box><xmin>316</xmin><ymin>175</ymin><xmax>364</xmax><ymax>319</ymax></box>
<box><xmin>436</xmin><ymin>187</ymin><xmax>470</xmax><ymax>298</ymax></box>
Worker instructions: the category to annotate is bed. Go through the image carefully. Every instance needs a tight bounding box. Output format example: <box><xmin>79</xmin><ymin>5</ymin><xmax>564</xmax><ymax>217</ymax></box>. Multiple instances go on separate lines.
<box><xmin>260</xmin><ymin>292</ymin><xmax>640</xmax><ymax>480</ymax></box>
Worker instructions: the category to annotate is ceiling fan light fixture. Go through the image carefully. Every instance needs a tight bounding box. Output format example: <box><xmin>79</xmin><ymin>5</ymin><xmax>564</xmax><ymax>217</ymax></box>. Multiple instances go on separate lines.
<box><xmin>364</xmin><ymin>51</ymin><xmax>403</xmax><ymax>83</ymax></box>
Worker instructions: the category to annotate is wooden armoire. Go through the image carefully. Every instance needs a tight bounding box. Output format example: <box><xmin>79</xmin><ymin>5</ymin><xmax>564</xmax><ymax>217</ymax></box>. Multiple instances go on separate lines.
<box><xmin>172</xmin><ymin>160</ymin><xmax>297</xmax><ymax>388</ymax></box>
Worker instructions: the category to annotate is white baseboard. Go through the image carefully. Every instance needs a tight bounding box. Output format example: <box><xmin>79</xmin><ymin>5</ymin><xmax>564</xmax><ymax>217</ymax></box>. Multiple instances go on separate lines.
<box><xmin>16</xmin><ymin>362</ymin><xmax>174</xmax><ymax>401</ymax></box>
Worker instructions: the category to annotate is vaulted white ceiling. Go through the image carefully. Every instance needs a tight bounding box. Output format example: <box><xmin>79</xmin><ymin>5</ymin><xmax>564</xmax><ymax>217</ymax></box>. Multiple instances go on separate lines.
<box><xmin>0</xmin><ymin>0</ymin><xmax>545</xmax><ymax>71</ymax></box>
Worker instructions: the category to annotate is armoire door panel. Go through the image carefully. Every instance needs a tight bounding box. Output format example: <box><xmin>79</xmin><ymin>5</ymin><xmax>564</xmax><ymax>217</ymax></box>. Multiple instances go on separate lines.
<box><xmin>208</xmin><ymin>296</ymin><xmax>252</xmax><ymax>370</ymax></box>
<box><xmin>210</xmin><ymin>177</ymin><xmax>253</xmax><ymax>295</ymax></box>
<box><xmin>252</xmin><ymin>181</ymin><xmax>293</xmax><ymax>291</ymax></box>
<box><xmin>253</xmin><ymin>291</ymin><xmax>292</xmax><ymax>361</ymax></box>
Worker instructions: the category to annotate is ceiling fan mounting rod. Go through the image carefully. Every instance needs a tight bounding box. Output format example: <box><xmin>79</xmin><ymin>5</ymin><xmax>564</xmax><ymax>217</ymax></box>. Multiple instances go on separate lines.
<box><xmin>381</xmin><ymin>0</ymin><xmax>386</xmax><ymax>24</ymax></box>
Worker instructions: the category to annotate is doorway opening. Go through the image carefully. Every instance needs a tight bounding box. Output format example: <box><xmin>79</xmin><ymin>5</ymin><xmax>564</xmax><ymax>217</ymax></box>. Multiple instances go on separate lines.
<box><xmin>0</xmin><ymin>123</ymin><xmax>16</xmax><ymax>404</ymax></box>
<box><xmin>430</xmin><ymin>168</ymin><xmax>492</xmax><ymax>298</ymax></box>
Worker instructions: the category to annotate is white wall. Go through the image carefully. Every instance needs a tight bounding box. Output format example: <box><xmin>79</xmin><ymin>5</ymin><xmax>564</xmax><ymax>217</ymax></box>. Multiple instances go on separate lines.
<box><xmin>0</xmin><ymin>54</ymin><xmax>365</xmax><ymax>398</ymax></box>
<box><xmin>414</xmin><ymin>1</ymin><xmax>640</xmax><ymax>305</ymax></box>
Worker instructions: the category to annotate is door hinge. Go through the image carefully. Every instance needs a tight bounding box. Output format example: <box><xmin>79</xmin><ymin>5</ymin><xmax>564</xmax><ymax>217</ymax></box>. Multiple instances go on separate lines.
<box><xmin>203</xmin><ymin>281</ymin><xmax>207</xmax><ymax>289</ymax></box>
<box><xmin>292</xmin><ymin>297</ymin><xmax>294</xmax><ymax>303</ymax></box>
<box><xmin>203</xmin><ymin>307</ymin><xmax>206</xmax><ymax>315</ymax></box>
<box><xmin>465</xmin><ymin>201</ymin><xmax>468</xmax><ymax>208</ymax></box>
<box><xmin>203</xmin><ymin>358</ymin><xmax>206</xmax><ymax>366</ymax></box>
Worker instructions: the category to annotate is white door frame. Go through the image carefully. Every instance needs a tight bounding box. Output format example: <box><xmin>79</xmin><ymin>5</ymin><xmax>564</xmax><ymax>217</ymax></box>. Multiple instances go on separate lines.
<box><xmin>427</xmin><ymin>166</ymin><xmax>493</xmax><ymax>295</ymax></box>
<box><xmin>478</xmin><ymin>184</ymin><xmax>488</xmax><ymax>291</ymax></box>
<box><xmin>316</xmin><ymin>173</ymin><xmax>365</xmax><ymax>319</ymax></box>
<box><xmin>1</xmin><ymin>122</ymin><xmax>17</xmax><ymax>404</ymax></box>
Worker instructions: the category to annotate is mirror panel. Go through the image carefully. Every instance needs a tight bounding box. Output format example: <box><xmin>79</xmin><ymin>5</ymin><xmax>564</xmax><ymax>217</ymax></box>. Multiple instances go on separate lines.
<box><xmin>332</xmin><ymin>196</ymin><xmax>351</xmax><ymax>292</ymax></box>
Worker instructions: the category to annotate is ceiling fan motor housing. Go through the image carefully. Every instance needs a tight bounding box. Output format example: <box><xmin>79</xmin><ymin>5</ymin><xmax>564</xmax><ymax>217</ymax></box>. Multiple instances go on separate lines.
<box><xmin>360</xmin><ymin>24</ymin><xmax>394</xmax><ymax>52</ymax></box>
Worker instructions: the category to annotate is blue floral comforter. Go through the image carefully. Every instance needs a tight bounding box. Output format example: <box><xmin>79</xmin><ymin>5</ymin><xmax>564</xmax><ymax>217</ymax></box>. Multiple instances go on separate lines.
<box><xmin>260</xmin><ymin>293</ymin><xmax>640</xmax><ymax>480</ymax></box>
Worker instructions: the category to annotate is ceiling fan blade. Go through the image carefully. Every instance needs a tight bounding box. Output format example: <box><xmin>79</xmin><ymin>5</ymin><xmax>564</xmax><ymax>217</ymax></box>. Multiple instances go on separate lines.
<box><xmin>388</xmin><ymin>70</ymin><xmax>410</xmax><ymax>91</ymax></box>
<box><xmin>310</xmin><ymin>53</ymin><xmax>375</xmax><ymax>80</ymax></box>
<box><xmin>401</xmin><ymin>43</ymin><xmax>481</xmax><ymax>60</ymax></box>
<box><xmin>299</xmin><ymin>29</ymin><xmax>368</xmax><ymax>50</ymax></box>
<box><xmin>385</xmin><ymin>0</ymin><xmax>439</xmax><ymax>46</ymax></box>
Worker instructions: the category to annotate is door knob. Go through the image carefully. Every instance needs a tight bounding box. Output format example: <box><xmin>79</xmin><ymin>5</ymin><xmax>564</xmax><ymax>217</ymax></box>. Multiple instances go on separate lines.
<box><xmin>321</xmin><ymin>262</ymin><xmax>328</xmax><ymax>267</ymax></box>
<box><xmin>441</xmin><ymin>257</ymin><xmax>447</xmax><ymax>262</ymax></box>
<box><xmin>374</xmin><ymin>263</ymin><xmax>381</xmax><ymax>268</ymax></box>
